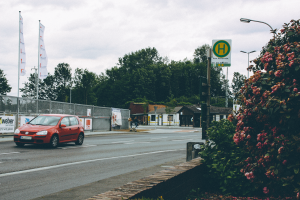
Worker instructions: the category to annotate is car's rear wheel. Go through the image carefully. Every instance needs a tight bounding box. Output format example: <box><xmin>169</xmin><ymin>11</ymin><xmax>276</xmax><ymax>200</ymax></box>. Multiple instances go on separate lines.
<box><xmin>75</xmin><ymin>133</ymin><xmax>84</xmax><ymax>145</ymax></box>
<box><xmin>15</xmin><ymin>142</ymin><xmax>25</xmax><ymax>147</ymax></box>
<box><xmin>49</xmin><ymin>135</ymin><xmax>59</xmax><ymax>148</ymax></box>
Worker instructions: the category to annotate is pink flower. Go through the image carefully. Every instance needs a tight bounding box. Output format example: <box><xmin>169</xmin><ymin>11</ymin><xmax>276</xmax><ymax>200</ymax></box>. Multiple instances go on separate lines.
<box><xmin>294</xmin><ymin>88</ymin><xmax>298</xmax><ymax>92</ymax></box>
<box><xmin>257</xmin><ymin>142</ymin><xmax>263</xmax><ymax>149</ymax></box>
<box><xmin>282</xmin><ymin>160</ymin><xmax>287</xmax><ymax>165</ymax></box>
<box><xmin>274</xmin><ymin>70</ymin><xmax>283</xmax><ymax>77</ymax></box>
<box><xmin>263</xmin><ymin>187</ymin><xmax>269</xmax><ymax>194</ymax></box>
<box><xmin>278</xmin><ymin>146</ymin><xmax>284</xmax><ymax>154</ymax></box>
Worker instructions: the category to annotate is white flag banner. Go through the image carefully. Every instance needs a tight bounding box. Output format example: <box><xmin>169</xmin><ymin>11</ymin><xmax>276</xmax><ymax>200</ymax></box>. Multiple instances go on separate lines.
<box><xmin>38</xmin><ymin>22</ymin><xmax>48</xmax><ymax>79</ymax></box>
<box><xmin>19</xmin><ymin>13</ymin><xmax>26</xmax><ymax>76</ymax></box>
<box><xmin>39</xmin><ymin>67</ymin><xmax>48</xmax><ymax>79</ymax></box>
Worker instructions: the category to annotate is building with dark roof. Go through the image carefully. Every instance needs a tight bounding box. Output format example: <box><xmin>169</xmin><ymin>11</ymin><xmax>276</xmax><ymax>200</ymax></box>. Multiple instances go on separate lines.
<box><xmin>177</xmin><ymin>104</ymin><xmax>232</xmax><ymax>127</ymax></box>
<box><xmin>147</xmin><ymin>106</ymin><xmax>182</xmax><ymax>126</ymax></box>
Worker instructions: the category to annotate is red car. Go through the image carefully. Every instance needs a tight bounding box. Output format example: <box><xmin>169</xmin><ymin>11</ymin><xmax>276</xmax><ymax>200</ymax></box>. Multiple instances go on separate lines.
<box><xmin>14</xmin><ymin>114</ymin><xmax>85</xmax><ymax>148</ymax></box>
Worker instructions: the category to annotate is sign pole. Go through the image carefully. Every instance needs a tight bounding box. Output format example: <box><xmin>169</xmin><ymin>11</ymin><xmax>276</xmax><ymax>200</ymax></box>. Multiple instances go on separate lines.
<box><xmin>226</xmin><ymin>66</ymin><xmax>228</xmax><ymax>107</ymax></box>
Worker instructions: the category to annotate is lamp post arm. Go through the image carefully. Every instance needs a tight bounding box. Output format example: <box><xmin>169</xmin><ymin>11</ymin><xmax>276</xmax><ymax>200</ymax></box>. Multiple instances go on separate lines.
<box><xmin>250</xmin><ymin>19</ymin><xmax>274</xmax><ymax>32</ymax></box>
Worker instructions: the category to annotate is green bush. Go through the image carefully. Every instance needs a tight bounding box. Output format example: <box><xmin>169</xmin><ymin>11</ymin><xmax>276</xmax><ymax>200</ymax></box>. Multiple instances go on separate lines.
<box><xmin>198</xmin><ymin>119</ymin><xmax>258</xmax><ymax>197</ymax></box>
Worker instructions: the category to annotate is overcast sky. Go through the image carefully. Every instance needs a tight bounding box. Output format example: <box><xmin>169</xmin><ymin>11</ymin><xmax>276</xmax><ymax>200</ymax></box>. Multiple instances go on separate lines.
<box><xmin>1</xmin><ymin>0</ymin><xmax>299</xmax><ymax>97</ymax></box>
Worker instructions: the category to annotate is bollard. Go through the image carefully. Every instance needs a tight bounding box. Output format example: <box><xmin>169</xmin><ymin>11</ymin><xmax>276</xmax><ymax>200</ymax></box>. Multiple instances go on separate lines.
<box><xmin>186</xmin><ymin>142</ymin><xmax>204</xmax><ymax>162</ymax></box>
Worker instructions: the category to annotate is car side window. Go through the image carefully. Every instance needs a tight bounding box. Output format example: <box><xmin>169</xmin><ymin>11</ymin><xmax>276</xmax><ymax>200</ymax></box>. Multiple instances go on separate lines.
<box><xmin>60</xmin><ymin>117</ymin><xmax>70</xmax><ymax>126</ymax></box>
<box><xmin>70</xmin><ymin>117</ymin><xmax>79</xmax><ymax>126</ymax></box>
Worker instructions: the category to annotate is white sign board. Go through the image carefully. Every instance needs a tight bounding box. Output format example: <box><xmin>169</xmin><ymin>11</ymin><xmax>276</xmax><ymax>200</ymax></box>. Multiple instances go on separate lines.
<box><xmin>111</xmin><ymin>108</ymin><xmax>122</xmax><ymax>127</ymax></box>
<box><xmin>87</xmin><ymin>109</ymin><xmax>91</xmax><ymax>116</ymax></box>
<box><xmin>19</xmin><ymin>116</ymin><xmax>35</xmax><ymax>127</ymax></box>
<box><xmin>212</xmin><ymin>39</ymin><xmax>232</xmax><ymax>67</ymax></box>
<box><xmin>85</xmin><ymin>118</ymin><xmax>92</xmax><ymax>130</ymax></box>
<box><xmin>0</xmin><ymin>116</ymin><xmax>15</xmax><ymax>133</ymax></box>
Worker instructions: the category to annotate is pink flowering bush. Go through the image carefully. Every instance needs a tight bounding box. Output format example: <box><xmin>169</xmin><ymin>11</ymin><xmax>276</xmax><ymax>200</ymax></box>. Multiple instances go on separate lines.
<box><xmin>229</xmin><ymin>19</ymin><xmax>300</xmax><ymax>197</ymax></box>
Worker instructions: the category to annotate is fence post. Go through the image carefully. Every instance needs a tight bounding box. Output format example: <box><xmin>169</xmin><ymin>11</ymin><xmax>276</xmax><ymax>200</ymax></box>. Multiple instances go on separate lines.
<box><xmin>49</xmin><ymin>100</ymin><xmax>52</xmax><ymax>114</ymax></box>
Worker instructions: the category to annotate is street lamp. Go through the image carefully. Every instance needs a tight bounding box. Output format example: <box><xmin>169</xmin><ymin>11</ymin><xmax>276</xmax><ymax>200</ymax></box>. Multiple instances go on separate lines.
<box><xmin>240</xmin><ymin>50</ymin><xmax>256</xmax><ymax>78</ymax></box>
<box><xmin>240</xmin><ymin>18</ymin><xmax>275</xmax><ymax>37</ymax></box>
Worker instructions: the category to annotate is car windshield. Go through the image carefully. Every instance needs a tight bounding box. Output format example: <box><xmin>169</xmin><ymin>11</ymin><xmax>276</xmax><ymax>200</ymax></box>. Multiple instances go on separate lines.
<box><xmin>29</xmin><ymin>116</ymin><xmax>61</xmax><ymax>126</ymax></box>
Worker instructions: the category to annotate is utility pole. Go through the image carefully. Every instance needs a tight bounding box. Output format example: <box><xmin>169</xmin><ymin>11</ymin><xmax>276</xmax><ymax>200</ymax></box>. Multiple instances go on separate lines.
<box><xmin>31</xmin><ymin>66</ymin><xmax>38</xmax><ymax>99</ymax></box>
<box><xmin>200</xmin><ymin>47</ymin><xmax>211</xmax><ymax>139</ymax></box>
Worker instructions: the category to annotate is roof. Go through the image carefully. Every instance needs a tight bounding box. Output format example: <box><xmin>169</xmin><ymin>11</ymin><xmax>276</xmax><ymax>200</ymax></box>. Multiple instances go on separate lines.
<box><xmin>177</xmin><ymin>104</ymin><xmax>232</xmax><ymax>115</ymax></box>
<box><xmin>148</xmin><ymin>106</ymin><xmax>182</xmax><ymax>114</ymax></box>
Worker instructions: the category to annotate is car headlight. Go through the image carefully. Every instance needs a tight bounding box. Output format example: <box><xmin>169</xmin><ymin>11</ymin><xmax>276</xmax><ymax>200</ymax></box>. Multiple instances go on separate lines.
<box><xmin>36</xmin><ymin>131</ymin><xmax>48</xmax><ymax>135</ymax></box>
<box><xmin>14</xmin><ymin>129</ymin><xmax>20</xmax><ymax>135</ymax></box>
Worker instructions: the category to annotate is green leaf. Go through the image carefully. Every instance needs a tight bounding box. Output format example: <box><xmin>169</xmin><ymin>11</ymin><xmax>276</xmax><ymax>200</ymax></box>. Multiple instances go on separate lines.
<box><xmin>294</xmin><ymin>168</ymin><xmax>299</xmax><ymax>174</ymax></box>
<box><xmin>227</xmin><ymin>176</ymin><xmax>232</xmax><ymax>179</ymax></box>
<box><xmin>274</xmin><ymin>169</ymin><xmax>278</xmax><ymax>174</ymax></box>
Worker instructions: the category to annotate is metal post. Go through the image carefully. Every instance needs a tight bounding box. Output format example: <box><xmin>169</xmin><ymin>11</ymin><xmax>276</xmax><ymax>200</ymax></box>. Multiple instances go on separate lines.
<box><xmin>240</xmin><ymin>51</ymin><xmax>256</xmax><ymax>79</ymax></box>
<box><xmin>154</xmin><ymin>106</ymin><xmax>157</xmax><ymax>129</ymax></box>
<box><xmin>226</xmin><ymin>67</ymin><xmax>228</xmax><ymax>107</ymax></box>
<box><xmin>207</xmin><ymin>48</ymin><xmax>211</xmax><ymax>129</ymax></box>
<box><xmin>247</xmin><ymin>53</ymin><xmax>249</xmax><ymax>79</ymax></box>
<box><xmin>70</xmin><ymin>88</ymin><xmax>71</xmax><ymax>103</ymax></box>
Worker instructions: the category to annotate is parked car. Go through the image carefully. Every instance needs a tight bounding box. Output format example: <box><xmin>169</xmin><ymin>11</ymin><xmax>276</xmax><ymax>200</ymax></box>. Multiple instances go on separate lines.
<box><xmin>14</xmin><ymin>114</ymin><xmax>85</xmax><ymax>148</ymax></box>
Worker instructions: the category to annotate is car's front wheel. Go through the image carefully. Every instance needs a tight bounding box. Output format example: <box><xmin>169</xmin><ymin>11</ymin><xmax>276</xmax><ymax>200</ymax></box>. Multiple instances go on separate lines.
<box><xmin>75</xmin><ymin>133</ymin><xmax>84</xmax><ymax>145</ymax></box>
<box><xmin>49</xmin><ymin>135</ymin><xmax>59</xmax><ymax>148</ymax></box>
<box><xmin>15</xmin><ymin>142</ymin><xmax>25</xmax><ymax>147</ymax></box>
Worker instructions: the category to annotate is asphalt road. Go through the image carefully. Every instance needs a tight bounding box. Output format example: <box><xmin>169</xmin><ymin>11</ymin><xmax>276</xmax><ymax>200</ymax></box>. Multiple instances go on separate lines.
<box><xmin>0</xmin><ymin>129</ymin><xmax>204</xmax><ymax>200</ymax></box>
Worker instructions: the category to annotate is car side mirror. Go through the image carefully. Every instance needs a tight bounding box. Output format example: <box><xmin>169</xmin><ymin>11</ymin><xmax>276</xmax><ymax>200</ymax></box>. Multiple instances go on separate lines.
<box><xmin>60</xmin><ymin>124</ymin><xmax>66</xmax><ymax>128</ymax></box>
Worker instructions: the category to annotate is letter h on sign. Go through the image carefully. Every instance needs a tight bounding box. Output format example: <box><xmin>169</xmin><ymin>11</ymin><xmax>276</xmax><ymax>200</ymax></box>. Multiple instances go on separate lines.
<box><xmin>218</xmin><ymin>44</ymin><xmax>225</xmax><ymax>54</ymax></box>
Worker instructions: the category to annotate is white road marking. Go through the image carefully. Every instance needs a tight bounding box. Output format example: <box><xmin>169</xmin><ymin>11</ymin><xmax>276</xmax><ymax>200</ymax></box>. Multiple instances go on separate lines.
<box><xmin>172</xmin><ymin>139</ymin><xmax>193</xmax><ymax>141</ymax></box>
<box><xmin>111</xmin><ymin>140</ymin><xmax>134</xmax><ymax>144</ymax></box>
<box><xmin>124</xmin><ymin>142</ymin><xmax>151</xmax><ymax>144</ymax></box>
<box><xmin>58</xmin><ymin>144</ymin><xmax>97</xmax><ymax>150</ymax></box>
<box><xmin>0</xmin><ymin>152</ymin><xmax>20</xmax><ymax>156</ymax></box>
<box><xmin>81</xmin><ymin>145</ymin><xmax>97</xmax><ymax>148</ymax></box>
<box><xmin>151</xmin><ymin>137</ymin><xmax>167</xmax><ymax>140</ymax></box>
<box><xmin>181</xmin><ymin>135</ymin><xmax>197</xmax><ymax>137</ymax></box>
<box><xmin>0</xmin><ymin>149</ymin><xmax>184</xmax><ymax>178</ymax></box>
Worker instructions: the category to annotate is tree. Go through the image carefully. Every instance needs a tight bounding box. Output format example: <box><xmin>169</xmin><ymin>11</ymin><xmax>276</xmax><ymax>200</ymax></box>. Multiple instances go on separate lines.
<box><xmin>96</xmin><ymin>46</ymin><xmax>228</xmax><ymax>108</ymax></box>
<box><xmin>231</xmin><ymin>72</ymin><xmax>246</xmax><ymax>100</ymax></box>
<box><xmin>20</xmin><ymin>73</ymin><xmax>57</xmax><ymax>100</ymax></box>
<box><xmin>72</xmin><ymin>68</ymin><xmax>98</xmax><ymax>105</ymax></box>
<box><xmin>0</xmin><ymin>69</ymin><xmax>12</xmax><ymax>95</ymax></box>
<box><xmin>229</xmin><ymin>19</ymin><xmax>300</xmax><ymax>197</ymax></box>
<box><xmin>54</xmin><ymin>63</ymin><xmax>72</xmax><ymax>102</ymax></box>
<box><xmin>193</xmin><ymin>44</ymin><xmax>210</xmax><ymax>64</ymax></box>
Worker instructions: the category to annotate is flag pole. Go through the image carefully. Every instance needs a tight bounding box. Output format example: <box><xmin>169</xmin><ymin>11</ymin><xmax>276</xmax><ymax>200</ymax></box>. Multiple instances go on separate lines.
<box><xmin>37</xmin><ymin>20</ymin><xmax>40</xmax><ymax>100</ymax></box>
<box><xmin>18</xmin><ymin>11</ymin><xmax>21</xmax><ymax>129</ymax></box>
<box><xmin>36</xmin><ymin>20</ymin><xmax>40</xmax><ymax>114</ymax></box>
<box><xmin>18</xmin><ymin>11</ymin><xmax>21</xmax><ymax>98</ymax></box>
